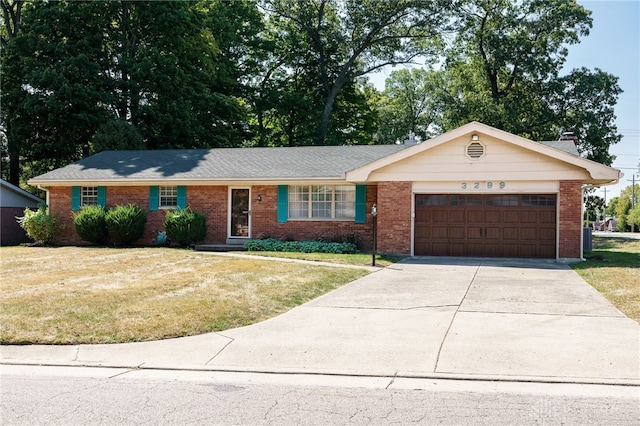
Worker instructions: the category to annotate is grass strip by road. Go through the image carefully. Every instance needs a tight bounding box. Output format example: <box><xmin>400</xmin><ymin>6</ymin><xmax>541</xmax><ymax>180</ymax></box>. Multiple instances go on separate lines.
<box><xmin>0</xmin><ymin>246</ymin><xmax>370</xmax><ymax>345</ymax></box>
<box><xmin>571</xmin><ymin>236</ymin><xmax>640</xmax><ymax>322</ymax></box>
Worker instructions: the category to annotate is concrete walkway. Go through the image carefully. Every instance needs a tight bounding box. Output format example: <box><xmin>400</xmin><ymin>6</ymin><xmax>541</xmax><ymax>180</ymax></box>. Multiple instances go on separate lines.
<box><xmin>2</xmin><ymin>257</ymin><xmax>639</xmax><ymax>385</ymax></box>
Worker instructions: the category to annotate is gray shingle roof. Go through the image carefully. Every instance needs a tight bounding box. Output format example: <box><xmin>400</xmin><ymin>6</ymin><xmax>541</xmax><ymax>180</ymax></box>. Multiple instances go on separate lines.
<box><xmin>538</xmin><ymin>140</ymin><xmax>580</xmax><ymax>156</ymax></box>
<box><xmin>30</xmin><ymin>145</ymin><xmax>410</xmax><ymax>183</ymax></box>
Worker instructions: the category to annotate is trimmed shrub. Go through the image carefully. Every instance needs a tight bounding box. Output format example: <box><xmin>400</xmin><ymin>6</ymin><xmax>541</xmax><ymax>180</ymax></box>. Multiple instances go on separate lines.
<box><xmin>73</xmin><ymin>205</ymin><xmax>107</xmax><ymax>245</ymax></box>
<box><xmin>16</xmin><ymin>205</ymin><xmax>60</xmax><ymax>245</ymax></box>
<box><xmin>244</xmin><ymin>238</ymin><xmax>358</xmax><ymax>254</ymax></box>
<box><xmin>164</xmin><ymin>208</ymin><xmax>207</xmax><ymax>246</ymax></box>
<box><xmin>105</xmin><ymin>204</ymin><xmax>147</xmax><ymax>246</ymax></box>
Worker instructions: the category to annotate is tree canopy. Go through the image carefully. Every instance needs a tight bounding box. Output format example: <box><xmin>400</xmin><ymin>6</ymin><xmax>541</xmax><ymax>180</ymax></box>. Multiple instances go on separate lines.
<box><xmin>0</xmin><ymin>0</ymin><xmax>624</xmax><ymax>188</ymax></box>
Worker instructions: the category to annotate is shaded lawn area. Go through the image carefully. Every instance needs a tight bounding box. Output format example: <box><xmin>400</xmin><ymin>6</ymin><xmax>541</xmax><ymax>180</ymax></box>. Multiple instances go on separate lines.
<box><xmin>0</xmin><ymin>246</ymin><xmax>370</xmax><ymax>345</ymax></box>
<box><xmin>571</xmin><ymin>237</ymin><xmax>640</xmax><ymax>322</ymax></box>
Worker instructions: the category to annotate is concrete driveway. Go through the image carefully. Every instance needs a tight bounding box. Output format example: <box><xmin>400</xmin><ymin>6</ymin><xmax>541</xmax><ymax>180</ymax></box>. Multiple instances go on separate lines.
<box><xmin>2</xmin><ymin>257</ymin><xmax>639</xmax><ymax>385</ymax></box>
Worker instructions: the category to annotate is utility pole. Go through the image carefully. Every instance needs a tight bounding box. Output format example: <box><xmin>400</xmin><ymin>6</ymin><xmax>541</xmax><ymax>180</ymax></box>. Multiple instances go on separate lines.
<box><xmin>600</xmin><ymin>187</ymin><xmax>608</xmax><ymax>206</ymax></box>
<box><xmin>628</xmin><ymin>174</ymin><xmax>637</xmax><ymax>233</ymax></box>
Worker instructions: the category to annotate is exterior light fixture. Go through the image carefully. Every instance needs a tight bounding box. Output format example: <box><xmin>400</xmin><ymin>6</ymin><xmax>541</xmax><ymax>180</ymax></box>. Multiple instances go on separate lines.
<box><xmin>471</xmin><ymin>134</ymin><xmax>479</xmax><ymax>141</ymax></box>
<box><xmin>257</xmin><ymin>194</ymin><xmax>262</xmax><ymax>204</ymax></box>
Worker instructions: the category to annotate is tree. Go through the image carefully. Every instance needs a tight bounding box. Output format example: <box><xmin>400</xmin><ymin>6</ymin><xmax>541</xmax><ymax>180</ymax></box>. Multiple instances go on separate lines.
<box><xmin>0</xmin><ymin>0</ymin><xmax>26</xmax><ymax>185</ymax></box>
<box><xmin>261</xmin><ymin>0</ymin><xmax>449</xmax><ymax>145</ymax></box>
<box><xmin>614</xmin><ymin>184</ymin><xmax>640</xmax><ymax>232</ymax></box>
<box><xmin>435</xmin><ymin>0</ymin><xmax>621</xmax><ymax>164</ymax></box>
<box><xmin>2</xmin><ymin>1</ymin><xmax>254</xmax><ymax>185</ymax></box>
<box><xmin>376</xmin><ymin>67</ymin><xmax>443</xmax><ymax>144</ymax></box>
<box><xmin>583</xmin><ymin>194</ymin><xmax>605</xmax><ymax>226</ymax></box>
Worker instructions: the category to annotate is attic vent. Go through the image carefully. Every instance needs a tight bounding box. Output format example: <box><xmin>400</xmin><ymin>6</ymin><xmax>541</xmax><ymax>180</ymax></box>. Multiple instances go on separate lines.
<box><xmin>466</xmin><ymin>141</ymin><xmax>485</xmax><ymax>160</ymax></box>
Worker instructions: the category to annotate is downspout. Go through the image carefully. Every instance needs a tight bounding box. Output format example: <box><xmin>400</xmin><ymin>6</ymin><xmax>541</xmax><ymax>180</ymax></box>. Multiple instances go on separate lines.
<box><xmin>36</xmin><ymin>185</ymin><xmax>49</xmax><ymax>213</ymax></box>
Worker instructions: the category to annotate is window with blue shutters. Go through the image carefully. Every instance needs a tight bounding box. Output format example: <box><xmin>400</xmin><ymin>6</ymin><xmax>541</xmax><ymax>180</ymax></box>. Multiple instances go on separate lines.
<box><xmin>72</xmin><ymin>186</ymin><xmax>106</xmax><ymax>210</ymax></box>
<box><xmin>150</xmin><ymin>186</ymin><xmax>187</xmax><ymax>210</ymax></box>
<box><xmin>277</xmin><ymin>184</ymin><xmax>364</xmax><ymax>222</ymax></box>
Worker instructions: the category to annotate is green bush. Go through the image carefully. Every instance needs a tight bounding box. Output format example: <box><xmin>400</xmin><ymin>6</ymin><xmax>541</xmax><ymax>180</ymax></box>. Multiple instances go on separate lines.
<box><xmin>244</xmin><ymin>238</ymin><xmax>358</xmax><ymax>254</ymax></box>
<box><xmin>73</xmin><ymin>205</ymin><xmax>107</xmax><ymax>245</ymax></box>
<box><xmin>105</xmin><ymin>204</ymin><xmax>147</xmax><ymax>246</ymax></box>
<box><xmin>16</xmin><ymin>205</ymin><xmax>59</xmax><ymax>245</ymax></box>
<box><xmin>164</xmin><ymin>208</ymin><xmax>207</xmax><ymax>246</ymax></box>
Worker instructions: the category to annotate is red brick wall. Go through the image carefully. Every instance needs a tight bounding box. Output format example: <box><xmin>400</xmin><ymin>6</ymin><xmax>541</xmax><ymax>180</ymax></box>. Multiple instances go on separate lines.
<box><xmin>47</xmin><ymin>184</ymin><xmax>380</xmax><ymax>250</ymax></box>
<box><xmin>558</xmin><ymin>180</ymin><xmax>583</xmax><ymax>259</ymax></box>
<box><xmin>376</xmin><ymin>181</ymin><xmax>412</xmax><ymax>254</ymax></box>
<box><xmin>48</xmin><ymin>185</ymin><xmax>229</xmax><ymax>245</ymax></box>
<box><xmin>48</xmin><ymin>187</ymin><xmax>81</xmax><ymax>244</ymax></box>
<box><xmin>251</xmin><ymin>185</ymin><xmax>377</xmax><ymax>251</ymax></box>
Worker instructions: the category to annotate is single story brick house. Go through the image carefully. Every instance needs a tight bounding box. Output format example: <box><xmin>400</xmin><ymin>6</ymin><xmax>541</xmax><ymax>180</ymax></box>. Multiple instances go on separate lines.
<box><xmin>1</xmin><ymin>179</ymin><xmax>45</xmax><ymax>245</ymax></box>
<box><xmin>28</xmin><ymin>122</ymin><xmax>621</xmax><ymax>261</ymax></box>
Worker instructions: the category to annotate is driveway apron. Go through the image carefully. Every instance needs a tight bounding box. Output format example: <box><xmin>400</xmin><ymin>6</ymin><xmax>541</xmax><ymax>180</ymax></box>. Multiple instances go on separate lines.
<box><xmin>2</xmin><ymin>257</ymin><xmax>638</xmax><ymax>384</ymax></box>
<box><xmin>209</xmin><ymin>258</ymin><xmax>640</xmax><ymax>383</ymax></box>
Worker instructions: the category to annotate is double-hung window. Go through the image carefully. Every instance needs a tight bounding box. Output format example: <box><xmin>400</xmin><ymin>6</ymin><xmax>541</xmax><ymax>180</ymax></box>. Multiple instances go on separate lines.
<box><xmin>288</xmin><ymin>185</ymin><xmax>355</xmax><ymax>220</ymax></box>
<box><xmin>159</xmin><ymin>186</ymin><xmax>178</xmax><ymax>208</ymax></box>
<box><xmin>81</xmin><ymin>186</ymin><xmax>98</xmax><ymax>206</ymax></box>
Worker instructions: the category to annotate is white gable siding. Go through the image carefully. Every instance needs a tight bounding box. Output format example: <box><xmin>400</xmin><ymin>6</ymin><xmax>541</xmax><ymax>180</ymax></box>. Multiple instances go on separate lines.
<box><xmin>366</xmin><ymin>135</ymin><xmax>592</xmax><ymax>183</ymax></box>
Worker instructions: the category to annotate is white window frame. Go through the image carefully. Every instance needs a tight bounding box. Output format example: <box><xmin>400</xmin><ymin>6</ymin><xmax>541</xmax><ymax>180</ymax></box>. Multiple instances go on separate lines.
<box><xmin>159</xmin><ymin>186</ymin><xmax>178</xmax><ymax>208</ymax></box>
<box><xmin>81</xmin><ymin>186</ymin><xmax>98</xmax><ymax>206</ymax></box>
<box><xmin>288</xmin><ymin>185</ymin><xmax>355</xmax><ymax>220</ymax></box>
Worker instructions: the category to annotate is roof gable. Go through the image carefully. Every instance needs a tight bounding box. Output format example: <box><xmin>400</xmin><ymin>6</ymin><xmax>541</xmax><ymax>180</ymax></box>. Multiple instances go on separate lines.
<box><xmin>346</xmin><ymin>122</ymin><xmax>621</xmax><ymax>185</ymax></box>
<box><xmin>1</xmin><ymin>179</ymin><xmax>44</xmax><ymax>207</ymax></box>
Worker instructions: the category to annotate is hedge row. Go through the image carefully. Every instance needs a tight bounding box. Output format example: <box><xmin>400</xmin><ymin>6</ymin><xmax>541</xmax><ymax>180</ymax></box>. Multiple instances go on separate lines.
<box><xmin>73</xmin><ymin>204</ymin><xmax>146</xmax><ymax>246</ymax></box>
<box><xmin>73</xmin><ymin>205</ymin><xmax>206</xmax><ymax>247</ymax></box>
<box><xmin>244</xmin><ymin>238</ymin><xmax>358</xmax><ymax>254</ymax></box>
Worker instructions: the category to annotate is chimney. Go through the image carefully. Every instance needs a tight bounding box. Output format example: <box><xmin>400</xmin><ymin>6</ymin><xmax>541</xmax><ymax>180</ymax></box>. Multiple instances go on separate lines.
<box><xmin>559</xmin><ymin>131</ymin><xmax>579</xmax><ymax>146</ymax></box>
<box><xmin>404</xmin><ymin>130</ymin><xmax>418</xmax><ymax>145</ymax></box>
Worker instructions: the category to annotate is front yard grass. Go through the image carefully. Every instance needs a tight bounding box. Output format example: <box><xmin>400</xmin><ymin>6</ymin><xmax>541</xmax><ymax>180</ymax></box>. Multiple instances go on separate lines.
<box><xmin>236</xmin><ymin>250</ymin><xmax>403</xmax><ymax>267</ymax></box>
<box><xmin>571</xmin><ymin>236</ymin><xmax>640</xmax><ymax>322</ymax></box>
<box><xmin>0</xmin><ymin>246</ymin><xmax>370</xmax><ymax>345</ymax></box>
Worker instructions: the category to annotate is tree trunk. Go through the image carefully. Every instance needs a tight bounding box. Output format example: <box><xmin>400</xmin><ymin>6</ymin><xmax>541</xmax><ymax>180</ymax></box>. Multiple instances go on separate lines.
<box><xmin>315</xmin><ymin>73</ymin><xmax>347</xmax><ymax>145</ymax></box>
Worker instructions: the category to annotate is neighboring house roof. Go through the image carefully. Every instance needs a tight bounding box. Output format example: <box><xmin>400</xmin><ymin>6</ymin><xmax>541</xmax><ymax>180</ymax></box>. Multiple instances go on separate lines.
<box><xmin>28</xmin><ymin>145</ymin><xmax>409</xmax><ymax>185</ymax></box>
<box><xmin>0</xmin><ymin>179</ymin><xmax>44</xmax><ymax>208</ymax></box>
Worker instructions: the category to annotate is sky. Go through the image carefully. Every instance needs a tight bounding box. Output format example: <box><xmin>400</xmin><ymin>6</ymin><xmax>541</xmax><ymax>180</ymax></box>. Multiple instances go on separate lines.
<box><xmin>565</xmin><ymin>0</ymin><xmax>640</xmax><ymax>202</ymax></box>
<box><xmin>369</xmin><ymin>0</ymin><xmax>640</xmax><ymax>202</ymax></box>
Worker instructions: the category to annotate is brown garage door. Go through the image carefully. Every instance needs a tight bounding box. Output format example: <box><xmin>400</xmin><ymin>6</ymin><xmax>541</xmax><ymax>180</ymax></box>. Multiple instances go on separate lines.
<box><xmin>415</xmin><ymin>194</ymin><xmax>556</xmax><ymax>258</ymax></box>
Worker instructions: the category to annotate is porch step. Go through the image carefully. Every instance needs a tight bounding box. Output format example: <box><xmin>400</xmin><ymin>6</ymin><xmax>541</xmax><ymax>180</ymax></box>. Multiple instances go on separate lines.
<box><xmin>195</xmin><ymin>244</ymin><xmax>246</xmax><ymax>252</ymax></box>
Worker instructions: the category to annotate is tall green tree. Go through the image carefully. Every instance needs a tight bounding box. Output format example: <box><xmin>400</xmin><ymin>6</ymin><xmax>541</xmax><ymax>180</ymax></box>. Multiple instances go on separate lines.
<box><xmin>435</xmin><ymin>0</ymin><xmax>621</xmax><ymax>164</ymax></box>
<box><xmin>376</xmin><ymin>67</ymin><xmax>443</xmax><ymax>144</ymax></box>
<box><xmin>261</xmin><ymin>0</ymin><xmax>448</xmax><ymax>145</ymax></box>
<box><xmin>1</xmin><ymin>0</ymin><xmax>26</xmax><ymax>185</ymax></box>
<box><xmin>1</xmin><ymin>0</ymin><xmax>254</xmax><ymax>185</ymax></box>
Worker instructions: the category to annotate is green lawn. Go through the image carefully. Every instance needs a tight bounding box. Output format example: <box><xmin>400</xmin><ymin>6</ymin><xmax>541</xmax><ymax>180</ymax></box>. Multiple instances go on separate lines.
<box><xmin>571</xmin><ymin>236</ymin><xmax>640</xmax><ymax>322</ymax></box>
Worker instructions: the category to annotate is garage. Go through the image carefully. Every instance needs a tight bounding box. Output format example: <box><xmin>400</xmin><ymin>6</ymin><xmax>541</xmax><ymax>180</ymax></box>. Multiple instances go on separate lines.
<box><xmin>414</xmin><ymin>193</ymin><xmax>556</xmax><ymax>258</ymax></box>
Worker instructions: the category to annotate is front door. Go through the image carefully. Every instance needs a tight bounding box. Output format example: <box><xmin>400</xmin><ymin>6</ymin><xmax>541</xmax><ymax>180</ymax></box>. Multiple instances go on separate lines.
<box><xmin>230</xmin><ymin>188</ymin><xmax>250</xmax><ymax>240</ymax></box>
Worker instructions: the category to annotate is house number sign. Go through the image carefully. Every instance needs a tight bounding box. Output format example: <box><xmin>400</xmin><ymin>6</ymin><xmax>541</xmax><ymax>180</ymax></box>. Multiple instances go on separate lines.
<box><xmin>461</xmin><ymin>181</ymin><xmax>506</xmax><ymax>190</ymax></box>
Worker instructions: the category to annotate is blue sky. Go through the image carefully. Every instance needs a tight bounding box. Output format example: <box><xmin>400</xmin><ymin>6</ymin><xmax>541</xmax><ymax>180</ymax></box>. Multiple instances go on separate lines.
<box><xmin>566</xmin><ymin>0</ymin><xmax>640</xmax><ymax>201</ymax></box>
<box><xmin>370</xmin><ymin>0</ymin><xmax>640</xmax><ymax>202</ymax></box>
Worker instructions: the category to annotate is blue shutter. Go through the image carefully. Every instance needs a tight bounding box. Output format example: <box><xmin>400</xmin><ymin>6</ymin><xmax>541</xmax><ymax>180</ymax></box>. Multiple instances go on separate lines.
<box><xmin>277</xmin><ymin>185</ymin><xmax>288</xmax><ymax>223</ymax></box>
<box><xmin>71</xmin><ymin>186</ymin><xmax>81</xmax><ymax>211</ymax></box>
<box><xmin>149</xmin><ymin>186</ymin><xmax>159</xmax><ymax>211</ymax></box>
<box><xmin>177</xmin><ymin>186</ymin><xmax>187</xmax><ymax>210</ymax></box>
<box><xmin>354</xmin><ymin>184</ymin><xmax>366</xmax><ymax>223</ymax></box>
<box><xmin>97</xmin><ymin>186</ymin><xmax>107</xmax><ymax>207</ymax></box>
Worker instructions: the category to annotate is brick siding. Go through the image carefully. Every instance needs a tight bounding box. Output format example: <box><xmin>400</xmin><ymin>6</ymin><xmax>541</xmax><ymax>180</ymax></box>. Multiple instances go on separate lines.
<box><xmin>558</xmin><ymin>180</ymin><xmax>583</xmax><ymax>259</ymax></box>
<box><xmin>376</xmin><ymin>181</ymin><xmax>412</xmax><ymax>254</ymax></box>
<box><xmin>47</xmin><ymin>184</ymin><xmax>379</xmax><ymax>250</ymax></box>
<box><xmin>251</xmin><ymin>185</ymin><xmax>377</xmax><ymax>250</ymax></box>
